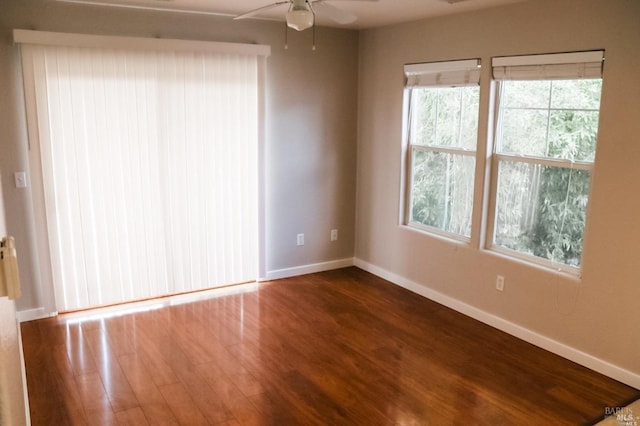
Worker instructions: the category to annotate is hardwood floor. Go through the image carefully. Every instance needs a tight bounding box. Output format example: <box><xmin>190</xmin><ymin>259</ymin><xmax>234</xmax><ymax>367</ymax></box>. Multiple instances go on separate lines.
<box><xmin>22</xmin><ymin>267</ymin><xmax>639</xmax><ymax>425</ymax></box>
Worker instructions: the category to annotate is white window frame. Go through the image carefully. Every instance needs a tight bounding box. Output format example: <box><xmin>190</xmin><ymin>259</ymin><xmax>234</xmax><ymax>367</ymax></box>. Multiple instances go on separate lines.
<box><xmin>485</xmin><ymin>51</ymin><xmax>604</xmax><ymax>274</ymax></box>
<box><xmin>402</xmin><ymin>59</ymin><xmax>482</xmax><ymax>242</ymax></box>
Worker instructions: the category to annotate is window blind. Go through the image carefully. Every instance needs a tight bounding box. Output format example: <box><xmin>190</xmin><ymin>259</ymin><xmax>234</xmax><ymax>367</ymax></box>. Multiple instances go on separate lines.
<box><xmin>16</xmin><ymin>30</ymin><xmax>269</xmax><ymax>311</ymax></box>
<box><xmin>404</xmin><ymin>59</ymin><xmax>481</xmax><ymax>87</ymax></box>
<box><xmin>492</xmin><ymin>50</ymin><xmax>604</xmax><ymax>80</ymax></box>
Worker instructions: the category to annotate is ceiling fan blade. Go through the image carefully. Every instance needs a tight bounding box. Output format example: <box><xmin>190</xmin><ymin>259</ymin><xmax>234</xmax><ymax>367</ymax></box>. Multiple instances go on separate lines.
<box><xmin>314</xmin><ymin>0</ymin><xmax>378</xmax><ymax>2</ymax></box>
<box><xmin>311</xmin><ymin>1</ymin><xmax>357</xmax><ymax>24</ymax></box>
<box><xmin>234</xmin><ymin>1</ymin><xmax>290</xmax><ymax>20</ymax></box>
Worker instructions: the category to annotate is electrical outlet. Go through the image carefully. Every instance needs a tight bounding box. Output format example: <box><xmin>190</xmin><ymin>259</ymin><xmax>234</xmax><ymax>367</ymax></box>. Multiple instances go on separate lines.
<box><xmin>330</xmin><ymin>229</ymin><xmax>338</xmax><ymax>241</ymax></box>
<box><xmin>496</xmin><ymin>275</ymin><xmax>505</xmax><ymax>292</ymax></box>
<box><xmin>297</xmin><ymin>233</ymin><xmax>304</xmax><ymax>246</ymax></box>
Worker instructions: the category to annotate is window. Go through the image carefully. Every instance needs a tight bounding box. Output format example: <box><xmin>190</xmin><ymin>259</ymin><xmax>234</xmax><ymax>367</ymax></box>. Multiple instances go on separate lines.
<box><xmin>489</xmin><ymin>51</ymin><xmax>604</xmax><ymax>271</ymax></box>
<box><xmin>404</xmin><ymin>59</ymin><xmax>481</xmax><ymax>239</ymax></box>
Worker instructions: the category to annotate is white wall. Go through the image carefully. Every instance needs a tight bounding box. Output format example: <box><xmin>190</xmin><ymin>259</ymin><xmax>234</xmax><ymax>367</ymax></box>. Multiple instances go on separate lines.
<box><xmin>356</xmin><ymin>0</ymin><xmax>640</xmax><ymax>386</ymax></box>
<box><xmin>0</xmin><ymin>0</ymin><xmax>359</xmax><ymax>314</ymax></box>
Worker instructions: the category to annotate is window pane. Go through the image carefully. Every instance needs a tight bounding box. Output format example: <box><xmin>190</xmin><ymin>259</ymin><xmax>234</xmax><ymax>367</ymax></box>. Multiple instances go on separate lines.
<box><xmin>411</xmin><ymin>86</ymin><xmax>479</xmax><ymax>150</ymax></box>
<box><xmin>410</xmin><ymin>150</ymin><xmax>475</xmax><ymax>237</ymax></box>
<box><xmin>550</xmin><ymin>80</ymin><xmax>602</xmax><ymax>161</ymax></box>
<box><xmin>548</xmin><ymin>110</ymin><xmax>600</xmax><ymax>161</ymax></box>
<box><xmin>502</xmin><ymin>80</ymin><xmax>550</xmax><ymax>109</ymax></box>
<box><xmin>493</xmin><ymin>160</ymin><xmax>591</xmax><ymax>268</ymax></box>
<box><xmin>551</xmin><ymin>79</ymin><xmax>602</xmax><ymax>110</ymax></box>
<box><xmin>412</xmin><ymin>89</ymin><xmax>437</xmax><ymax>145</ymax></box>
<box><xmin>500</xmin><ymin>109</ymin><xmax>549</xmax><ymax>156</ymax></box>
<box><xmin>498</xmin><ymin>80</ymin><xmax>601</xmax><ymax>161</ymax></box>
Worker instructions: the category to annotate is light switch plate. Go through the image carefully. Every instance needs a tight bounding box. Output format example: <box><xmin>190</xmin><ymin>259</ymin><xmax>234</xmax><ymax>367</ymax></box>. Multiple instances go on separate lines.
<box><xmin>14</xmin><ymin>172</ymin><xmax>27</xmax><ymax>188</ymax></box>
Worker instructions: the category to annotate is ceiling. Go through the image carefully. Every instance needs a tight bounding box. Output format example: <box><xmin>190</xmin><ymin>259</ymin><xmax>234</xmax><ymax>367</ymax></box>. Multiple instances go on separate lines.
<box><xmin>56</xmin><ymin>0</ymin><xmax>529</xmax><ymax>30</ymax></box>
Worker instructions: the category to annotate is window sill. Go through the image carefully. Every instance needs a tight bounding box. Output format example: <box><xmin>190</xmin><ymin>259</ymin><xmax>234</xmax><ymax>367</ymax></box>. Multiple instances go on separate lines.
<box><xmin>402</xmin><ymin>222</ymin><xmax>472</xmax><ymax>246</ymax></box>
<box><xmin>483</xmin><ymin>246</ymin><xmax>583</xmax><ymax>282</ymax></box>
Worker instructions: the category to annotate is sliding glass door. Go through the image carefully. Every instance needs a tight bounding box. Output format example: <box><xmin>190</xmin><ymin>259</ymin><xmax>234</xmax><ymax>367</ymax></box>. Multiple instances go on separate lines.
<box><xmin>19</xmin><ymin>34</ymin><xmax>267</xmax><ymax>311</ymax></box>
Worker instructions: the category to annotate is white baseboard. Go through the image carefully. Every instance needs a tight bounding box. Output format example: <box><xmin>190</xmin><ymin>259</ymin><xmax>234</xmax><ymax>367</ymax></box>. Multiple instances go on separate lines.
<box><xmin>264</xmin><ymin>257</ymin><xmax>354</xmax><ymax>281</ymax></box>
<box><xmin>16</xmin><ymin>307</ymin><xmax>55</xmax><ymax>323</ymax></box>
<box><xmin>16</xmin><ymin>259</ymin><xmax>355</xmax><ymax>320</ymax></box>
<box><xmin>354</xmin><ymin>258</ymin><xmax>640</xmax><ymax>390</ymax></box>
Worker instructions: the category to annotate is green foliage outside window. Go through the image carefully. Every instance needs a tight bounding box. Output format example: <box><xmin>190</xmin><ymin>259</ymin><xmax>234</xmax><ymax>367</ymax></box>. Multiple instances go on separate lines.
<box><xmin>409</xmin><ymin>86</ymin><xmax>479</xmax><ymax>237</ymax></box>
<box><xmin>411</xmin><ymin>151</ymin><xmax>474</xmax><ymax>236</ymax></box>
<box><xmin>494</xmin><ymin>79</ymin><xmax>602</xmax><ymax>268</ymax></box>
<box><xmin>407</xmin><ymin>78</ymin><xmax>601</xmax><ymax>269</ymax></box>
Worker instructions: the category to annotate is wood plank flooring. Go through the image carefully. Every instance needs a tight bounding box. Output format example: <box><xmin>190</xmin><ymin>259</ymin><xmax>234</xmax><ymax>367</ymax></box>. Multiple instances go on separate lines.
<box><xmin>21</xmin><ymin>267</ymin><xmax>639</xmax><ymax>425</ymax></box>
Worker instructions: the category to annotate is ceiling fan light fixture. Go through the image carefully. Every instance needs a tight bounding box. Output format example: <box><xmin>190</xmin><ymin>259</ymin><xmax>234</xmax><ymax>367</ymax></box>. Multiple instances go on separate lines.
<box><xmin>286</xmin><ymin>9</ymin><xmax>314</xmax><ymax>31</ymax></box>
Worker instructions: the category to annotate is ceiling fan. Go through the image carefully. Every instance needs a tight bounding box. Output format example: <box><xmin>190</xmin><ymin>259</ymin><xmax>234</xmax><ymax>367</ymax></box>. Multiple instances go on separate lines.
<box><xmin>234</xmin><ymin>0</ymin><xmax>378</xmax><ymax>32</ymax></box>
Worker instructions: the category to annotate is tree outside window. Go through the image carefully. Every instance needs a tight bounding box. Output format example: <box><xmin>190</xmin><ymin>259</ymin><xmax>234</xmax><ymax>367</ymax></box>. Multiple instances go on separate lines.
<box><xmin>407</xmin><ymin>85</ymin><xmax>479</xmax><ymax>238</ymax></box>
<box><xmin>492</xmin><ymin>79</ymin><xmax>602</xmax><ymax>269</ymax></box>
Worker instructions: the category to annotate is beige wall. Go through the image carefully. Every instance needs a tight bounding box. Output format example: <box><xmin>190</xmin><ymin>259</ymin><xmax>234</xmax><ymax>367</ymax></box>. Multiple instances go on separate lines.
<box><xmin>0</xmin><ymin>1</ymin><xmax>359</xmax><ymax>312</ymax></box>
<box><xmin>356</xmin><ymin>0</ymin><xmax>640</xmax><ymax>382</ymax></box>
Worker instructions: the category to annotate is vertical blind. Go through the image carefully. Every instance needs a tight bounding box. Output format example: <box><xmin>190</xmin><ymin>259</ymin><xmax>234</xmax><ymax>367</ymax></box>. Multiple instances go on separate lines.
<box><xmin>17</xmin><ymin>31</ymin><xmax>269</xmax><ymax>311</ymax></box>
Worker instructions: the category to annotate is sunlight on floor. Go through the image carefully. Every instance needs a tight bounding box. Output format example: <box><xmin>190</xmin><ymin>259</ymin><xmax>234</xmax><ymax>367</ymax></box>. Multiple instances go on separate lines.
<box><xmin>61</xmin><ymin>282</ymin><xmax>260</xmax><ymax>325</ymax></box>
